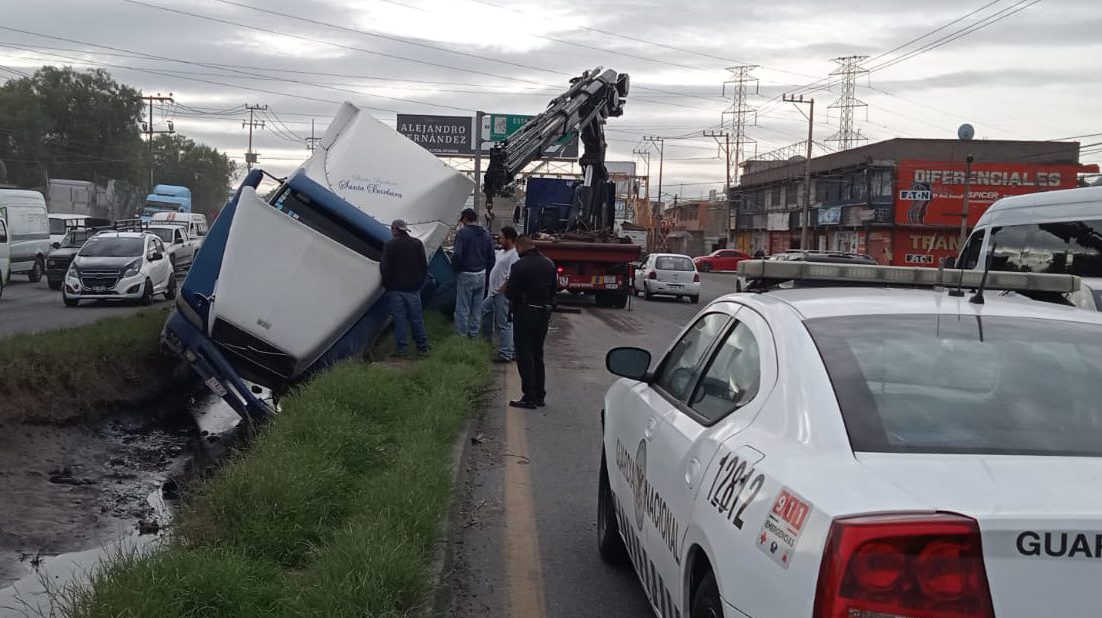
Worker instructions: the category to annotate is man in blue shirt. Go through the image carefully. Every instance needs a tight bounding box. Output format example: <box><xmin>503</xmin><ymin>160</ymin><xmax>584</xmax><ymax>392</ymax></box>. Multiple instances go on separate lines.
<box><xmin>451</xmin><ymin>207</ymin><xmax>494</xmax><ymax>337</ymax></box>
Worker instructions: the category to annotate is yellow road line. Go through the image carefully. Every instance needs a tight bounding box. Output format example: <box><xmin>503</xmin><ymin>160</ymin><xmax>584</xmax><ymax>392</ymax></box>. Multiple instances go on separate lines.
<box><xmin>503</xmin><ymin>368</ymin><xmax>547</xmax><ymax>618</ymax></box>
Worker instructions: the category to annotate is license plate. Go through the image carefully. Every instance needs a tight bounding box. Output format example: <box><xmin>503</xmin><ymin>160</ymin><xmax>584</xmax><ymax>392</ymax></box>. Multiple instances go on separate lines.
<box><xmin>204</xmin><ymin>377</ymin><xmax>228</xmax><ymax>397</ymax></box>
<box><xmin>669</xmin><ymin>283</ymin><xmax>683</xmax><ymax>288</ymax></box>
<box><xmin>91</xmin><ymin>286</ymin><xmax>106</xmax><ymax>293</ymax></box>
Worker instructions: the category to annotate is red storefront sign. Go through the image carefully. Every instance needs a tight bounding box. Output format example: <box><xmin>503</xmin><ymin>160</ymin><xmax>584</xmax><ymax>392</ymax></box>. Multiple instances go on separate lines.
<box><xmin>891</xmin><ymin>229</ymin><xmax>962</xmax><ymax>267</ymax></box>
<box><xmin>895</xmin><ymin>160</ymin><xmax>1081</xmax><ymax>226</ymax></box>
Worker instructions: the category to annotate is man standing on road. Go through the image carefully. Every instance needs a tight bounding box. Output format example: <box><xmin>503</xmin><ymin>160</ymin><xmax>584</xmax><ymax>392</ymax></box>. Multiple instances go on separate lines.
<box><xmin>380</xmin><ymin>219</ymin><xmax>429</xmax><ymax>355</ymax></box>
<box><xmin>505</xmin><ymin>235</ymin><xmax>557</xmax><ymax>409</ymax></box>
<box><xmin>481</xmin><ymin>226</ymin><xmax>519</xmax><ymax>363</ymax></box>
<box><xmin>452</xmin><ymin>207</ymin><xmax>494</xmax><ymax>338</ymax></box>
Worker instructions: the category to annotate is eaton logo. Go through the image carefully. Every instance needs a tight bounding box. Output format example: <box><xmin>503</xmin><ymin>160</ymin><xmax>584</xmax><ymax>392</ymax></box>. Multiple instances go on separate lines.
<box><xmin>900</xmin><ymin>189</ymin><xmax>932</xmax><ymax>201</ymax></box>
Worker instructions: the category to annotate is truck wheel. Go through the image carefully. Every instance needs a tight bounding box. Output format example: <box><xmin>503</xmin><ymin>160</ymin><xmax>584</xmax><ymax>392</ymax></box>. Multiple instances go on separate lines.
<box><xmin>48</xmin><ymin>279</ymin><xmax>62</xmax><ymax>291</ymax></box>
<box><xmin>611</xmin><ymin>291</ymin><xmax>629</xmax><ymax>309</ymax></box>
<box><xmin>27</xmin><ymin>256</ymin><xmax>44</xmax><ymax>282</ymax></box>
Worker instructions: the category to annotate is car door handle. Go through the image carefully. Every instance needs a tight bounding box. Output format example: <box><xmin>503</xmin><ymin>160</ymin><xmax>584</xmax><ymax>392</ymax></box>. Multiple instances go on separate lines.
<box><xmin>644</xmin><ymin>416</ymin><xmax>659</xmax><ymax>440</ymax></box>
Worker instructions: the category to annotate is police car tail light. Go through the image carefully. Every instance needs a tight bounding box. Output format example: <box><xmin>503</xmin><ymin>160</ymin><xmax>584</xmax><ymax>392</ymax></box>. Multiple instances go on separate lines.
<box><xmin>813</xmin><ymin>513</ymin><xmax>994</xmax><ymax>618</ymax></box>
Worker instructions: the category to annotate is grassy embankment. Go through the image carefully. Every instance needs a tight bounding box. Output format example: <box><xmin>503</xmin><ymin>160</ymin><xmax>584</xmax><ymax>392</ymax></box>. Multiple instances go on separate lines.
<box><xmin>0</xmin><ymin>308</ymin><xmax>177</xmax><ymax>424</ymax></box>
<box><xmin>60</xmin><ymin>314</ymin><xmax>491</xmax><ymax>617</ymax></box>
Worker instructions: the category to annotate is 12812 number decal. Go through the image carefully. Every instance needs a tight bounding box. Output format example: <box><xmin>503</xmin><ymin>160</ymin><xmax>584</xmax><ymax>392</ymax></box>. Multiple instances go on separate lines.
<box><xmin>706</xmin><ymin>452</ymin><xmax>765</xmax><ymax>529</ymax></box>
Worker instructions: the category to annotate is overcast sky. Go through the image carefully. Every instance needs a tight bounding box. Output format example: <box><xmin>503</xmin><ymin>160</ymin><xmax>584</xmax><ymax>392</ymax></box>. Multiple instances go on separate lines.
<box><xmin>0</xmin><ymin>0</ymin><xmax>1098</xmax><ymax>200</ymax></box>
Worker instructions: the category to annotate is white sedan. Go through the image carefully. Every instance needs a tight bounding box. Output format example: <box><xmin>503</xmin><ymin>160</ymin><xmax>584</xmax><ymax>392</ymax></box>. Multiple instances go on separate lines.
<box><xmin>598</xmin><ymin>260</ymin><xmax>1101</xmax><ymax>618</ymax></box>
<box><xmin>634</xmin><ymin>253</ymin><xmax>701</xmax><ymax>303</ymax></box>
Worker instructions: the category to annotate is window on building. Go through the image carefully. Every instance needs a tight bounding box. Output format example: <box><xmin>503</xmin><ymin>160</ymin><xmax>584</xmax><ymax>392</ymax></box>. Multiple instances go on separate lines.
<box><xmin>871</xmin><ymin>169</ymin><xmax>893</xmax><ymax>198</ymax></box>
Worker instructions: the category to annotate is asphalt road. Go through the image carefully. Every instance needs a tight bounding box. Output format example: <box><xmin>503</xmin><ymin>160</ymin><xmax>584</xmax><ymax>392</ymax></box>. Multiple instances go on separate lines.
<box><xmin>449</xmin><ymin>273</ymin><xmax>735</xmax><ymax>618</ymax></box>
<box><xmin>0</xmin><ymin>277</ymin><xmax>174</xmax><ymax>339</ymax></box>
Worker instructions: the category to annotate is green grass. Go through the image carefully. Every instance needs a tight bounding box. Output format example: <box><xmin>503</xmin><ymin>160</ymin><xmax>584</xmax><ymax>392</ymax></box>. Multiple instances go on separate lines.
<box><xmin>0</xmin><ymin>308</ymin><xmax>177</xmax><ymax>423</ymax></box>
<box><xmin>60</xmin><ymin>315</ymin><xmax>492</xmax><ymax>618</ymax></box>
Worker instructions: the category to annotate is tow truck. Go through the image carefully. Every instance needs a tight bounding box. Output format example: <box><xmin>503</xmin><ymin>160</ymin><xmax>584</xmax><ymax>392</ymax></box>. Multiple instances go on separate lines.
<box><xmin>482</xmin><ymin>67</ymin><xmax>640</xmax><ymax>309</ymax></box>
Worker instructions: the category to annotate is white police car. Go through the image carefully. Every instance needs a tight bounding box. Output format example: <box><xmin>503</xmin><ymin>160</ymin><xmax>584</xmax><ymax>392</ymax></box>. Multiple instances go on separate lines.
<box><xmin>598</xmin><ymin>260</ymin><xmax>1102</xmax><ymax>618</ymax></box>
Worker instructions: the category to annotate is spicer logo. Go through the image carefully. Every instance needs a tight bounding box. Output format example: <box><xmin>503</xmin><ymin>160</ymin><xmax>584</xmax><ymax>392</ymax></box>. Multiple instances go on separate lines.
<box><xmin>1016</xmin><ymin>531</ymin><xmax>1102</xmax><ymax>559</ymax></box>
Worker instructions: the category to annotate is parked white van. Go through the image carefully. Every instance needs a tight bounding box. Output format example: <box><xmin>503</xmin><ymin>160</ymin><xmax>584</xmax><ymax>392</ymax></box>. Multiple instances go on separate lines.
<box><xmin>954</xmin><ymin>185</ymin><xmax>1102</xmax><ymax>308</ymax></box>
<box><xmin>0</xmin><ymin>217</ymin><xmax>10</xmax><ymax>299</ymax></box>
<box><xmin>150</xmin><ymin>212</ymin><xmax>208</xmax><ymax>245</ymax></box>
<box><xmin>0</xmin><ymin>190</ymin><xmax>50</xmax><ymax>282</ymax></box>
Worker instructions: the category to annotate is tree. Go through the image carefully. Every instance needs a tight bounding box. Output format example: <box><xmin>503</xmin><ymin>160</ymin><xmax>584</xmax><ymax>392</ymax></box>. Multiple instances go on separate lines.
<box><xmin>0</xmin><ymin>66</ymin><xmax>144</xmax><ymax>188</ymax></box>
<box><xmin>151</xmin><ymin>134</ymin><xmax>236</xmax><ymax>216</ymax></box>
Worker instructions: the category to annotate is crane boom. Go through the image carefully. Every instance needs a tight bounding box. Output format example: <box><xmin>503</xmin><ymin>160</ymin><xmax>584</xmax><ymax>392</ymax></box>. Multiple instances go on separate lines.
<box><xmin>482</xmin><ymin>67</ymin><xmax>629</xmax><ymax>233</ymax></box>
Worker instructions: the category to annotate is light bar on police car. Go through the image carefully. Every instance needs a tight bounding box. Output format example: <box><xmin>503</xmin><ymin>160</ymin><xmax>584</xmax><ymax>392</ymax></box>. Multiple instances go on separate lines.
<box><xmin>736</xmin><ymin>259</ymin><xmax>1080</xmax><ymax>293</ymax></box>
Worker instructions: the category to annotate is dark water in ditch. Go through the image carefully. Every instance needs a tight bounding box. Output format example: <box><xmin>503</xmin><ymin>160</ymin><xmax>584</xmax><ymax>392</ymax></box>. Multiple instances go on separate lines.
<box><xmin>0</xmin><ymin>391</ymin><xmax>242</xmax><ymax>617</ymax></box>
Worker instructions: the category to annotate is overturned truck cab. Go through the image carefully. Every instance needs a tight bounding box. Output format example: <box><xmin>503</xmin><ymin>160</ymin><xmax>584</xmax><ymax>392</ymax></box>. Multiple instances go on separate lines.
<box><xmin>162</xmin><ymin>102</ymin><xmax>474</xmax><ymax>418</ymax></box>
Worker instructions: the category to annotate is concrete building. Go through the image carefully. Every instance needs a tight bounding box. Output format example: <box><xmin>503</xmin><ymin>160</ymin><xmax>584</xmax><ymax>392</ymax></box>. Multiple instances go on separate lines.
<box><xmin>731</xmin><ymin>138</ymin><xmax>1097</xmax><ymax>266</ymax></box>
<box><xmin>663</xmin><ymin>198</ymin><xmax>730</xmax><ymax>256</ymax></box>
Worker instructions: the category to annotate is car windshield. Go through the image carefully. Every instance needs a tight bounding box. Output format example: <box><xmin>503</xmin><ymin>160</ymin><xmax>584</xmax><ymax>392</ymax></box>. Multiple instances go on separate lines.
<box><xmin>807</xmin><ymin>314</ymin><xmax>1102</xmax><ymax>457</ymax></box>
<box><xmin>80</xmin><ymin>236</ymin><xmax>144</xmax><ymax>257</ymax></box>
<box><xmin>150</xmin><ymin>228</ymin><xmax>176</xmax><ymax>243</ymax></box>
<box><xmin>655</xmin><ymin>256</ymin><xmax>694</xmax><ymax>271</ymax></box>
<box><xmin>61</xmin><ymin>230</ymin><xmax>93</xmax><ymax>248</ymax></box>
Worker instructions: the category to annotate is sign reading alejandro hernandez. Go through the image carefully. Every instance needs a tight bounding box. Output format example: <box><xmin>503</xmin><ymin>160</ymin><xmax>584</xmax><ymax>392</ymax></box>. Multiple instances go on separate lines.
<box><xmin>396</xmin><ymin>115</ymin><xmax>473</xmax><ymax>155</ymax></box>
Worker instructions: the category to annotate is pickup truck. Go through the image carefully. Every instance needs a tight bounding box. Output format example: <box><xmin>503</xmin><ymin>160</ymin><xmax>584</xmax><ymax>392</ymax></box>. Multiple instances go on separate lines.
<box><xmin>148</xmin><ymin>223</ymin><xmax>199</xmax><ymax>274</ymax></box>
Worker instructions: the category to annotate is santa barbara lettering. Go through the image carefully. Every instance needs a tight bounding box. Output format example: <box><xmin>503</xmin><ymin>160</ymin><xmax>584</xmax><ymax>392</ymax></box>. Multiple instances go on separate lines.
<box><xmin>913</xmin><ymin>169</ymin><xmax>1062</xmax><ymax>188</ymax></box>
<box><xmin>1016</xmin><ymin>531</ymin><xmax>1102</xmax><ymax>558</ymax></box>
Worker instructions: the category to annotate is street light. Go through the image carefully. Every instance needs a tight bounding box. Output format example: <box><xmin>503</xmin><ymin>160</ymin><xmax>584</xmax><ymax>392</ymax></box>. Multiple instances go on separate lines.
<box><xmin>957</xmin><ymin>123</ymin><xmax>975</xmax><ymax>248</ymax></box>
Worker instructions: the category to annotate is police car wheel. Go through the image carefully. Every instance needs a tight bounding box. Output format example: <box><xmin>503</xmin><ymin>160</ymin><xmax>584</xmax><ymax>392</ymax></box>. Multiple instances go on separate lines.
<box><xmin>690</xmin><ymin>571</ymin><xmax>722</xmax><ymax>618</ymax></box>
<box><xmin>597</xmin><ymin>455</ymin><xmax>629</xmax><ymax>566</ymax></box>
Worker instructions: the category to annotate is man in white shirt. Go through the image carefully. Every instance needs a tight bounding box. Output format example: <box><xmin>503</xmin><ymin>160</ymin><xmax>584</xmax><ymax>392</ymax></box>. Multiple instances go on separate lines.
<box><xmin>481</xmin><ymin>226</ymin><xmax>520</xmax><ymax>362</ymax></box>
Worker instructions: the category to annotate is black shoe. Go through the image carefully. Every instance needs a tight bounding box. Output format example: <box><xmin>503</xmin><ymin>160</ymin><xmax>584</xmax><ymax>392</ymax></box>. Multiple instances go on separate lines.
<box><xmin>536</xmin><ymin>400</ymin><xmax>546</xmax><ymax>407</ymax></box>
<box><xmin>509</xmin><ymin>399</ymin><xmax>537</xmax><ymax>409</ymax></box>
<box><xmin>493</xmin><ymin>356</ymin><xmax>512</xmax><ymax>364</ymax></box>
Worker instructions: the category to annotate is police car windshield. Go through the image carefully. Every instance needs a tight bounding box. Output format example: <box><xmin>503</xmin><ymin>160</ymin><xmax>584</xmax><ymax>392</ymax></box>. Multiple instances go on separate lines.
<box><xmin>808</xmin><ymin>314</ymin><xmax>1102</xmax><ymax>457</ymax></box>
<box><xmin>80</xmin><ymin>236</ymin><xmax>143</xmax><ymax>257</ymax></box>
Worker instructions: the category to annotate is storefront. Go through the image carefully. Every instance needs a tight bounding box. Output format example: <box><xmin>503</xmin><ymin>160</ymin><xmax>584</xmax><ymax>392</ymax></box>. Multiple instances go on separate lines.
<box><xmin>890</xmin><ymin>159</ymin><xmax>1084</xmax><ymax>266</ymax></box>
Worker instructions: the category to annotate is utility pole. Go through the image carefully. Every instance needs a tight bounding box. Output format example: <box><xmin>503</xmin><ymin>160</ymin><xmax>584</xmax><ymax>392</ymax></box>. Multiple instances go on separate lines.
<box><xmin>243</xmin><ymin>103</ymin><xmax>268</xmax><ymax>170</ymax></box>
<box><xmin>305</xmin><ymin>118</ymin><xmax>321</xmax><ymax>152</ymax></box>
<box><xmin>642</xmin><ymin>135</ymin><xmax>665</xmax><ymax>212</ymax></box>
<box><xmin>473</xmin><ymin>111</ymin><xmax>486</xmax><ymax>221</ymax></box>
<box><xmin>826</xmin><ymin>56</ymin><xmax>869</xmax><ymax>151</ymax></box>
<box><xmin>703</xmin><ymin>130</ymin><xmax>733</xmax><ymax>244</ymax></box>
<box><xmin>959</xmin><ymin>154</ymin><xmax>974</xmax><ymax>247</ymax></box>
<box><xmin>140</xmin><ymin>93</ymin><xmax>175</xmax><ymax>193</ymax></box>
<box><xmin>722</xmin><ymin>65</ymin><xmax>758</xmax><ymax>187</ymax></box>
<box><xmin>783</xmin><ymin>94</ymin><xmax>816</xmax><ymax>250</ymax></box>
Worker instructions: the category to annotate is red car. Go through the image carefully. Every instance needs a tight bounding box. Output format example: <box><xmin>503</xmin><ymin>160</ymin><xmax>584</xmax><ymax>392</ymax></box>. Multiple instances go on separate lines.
<box><xmin>692</xmin><ymin>249</ymin><xmax>750</xmax><ymax>272</ymax></box>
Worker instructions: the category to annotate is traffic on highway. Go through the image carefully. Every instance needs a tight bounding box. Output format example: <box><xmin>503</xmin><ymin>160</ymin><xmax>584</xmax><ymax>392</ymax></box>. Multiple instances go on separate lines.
<box><xmin>4</xmin><ymin>1</ymin><xmax>1102</xmax><ymax>616</ymax></box>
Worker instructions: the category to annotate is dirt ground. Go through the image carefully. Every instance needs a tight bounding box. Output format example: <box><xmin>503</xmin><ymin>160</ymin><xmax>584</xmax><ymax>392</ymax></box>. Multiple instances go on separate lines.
<box><xmin>0</xmin><ymin>389</ymin><xmax>238</xmax><ymax>587</ymax></box>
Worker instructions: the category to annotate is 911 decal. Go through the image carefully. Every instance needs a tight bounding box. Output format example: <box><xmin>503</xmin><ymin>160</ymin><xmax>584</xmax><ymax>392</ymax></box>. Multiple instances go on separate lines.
<box><xmin>757</xmin><ymin>487</ymin><xmax>812</xmax><ymax>569</ymax></box>
<box><xmin>705</xmin><ymin>451</ymin><xmax>765</xmax><ymax>529</ymax></box>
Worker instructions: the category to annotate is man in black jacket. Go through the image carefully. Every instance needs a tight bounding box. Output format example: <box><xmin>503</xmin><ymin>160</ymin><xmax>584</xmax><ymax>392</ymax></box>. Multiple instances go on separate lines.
<box><xmin>504</xmin><ymin>235</ymin><xmax>557</xmax><ymax>408</ymax></box>
<box><xmin>380</xmin><ymin>219</ymin><xmax>429</xmax><ymax>354</ymax></box>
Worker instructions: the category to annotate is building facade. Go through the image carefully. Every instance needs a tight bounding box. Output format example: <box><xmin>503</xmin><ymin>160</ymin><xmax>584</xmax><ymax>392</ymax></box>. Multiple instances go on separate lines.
<box><xmin>731</xmin><ymin>138</ymin><xmax>1095</xmax><ymax>266</ymax></box>
<box><xmin>663</xmin><ymin>198</ymin><xmax>730</xmax><ymax>256</ymax></box>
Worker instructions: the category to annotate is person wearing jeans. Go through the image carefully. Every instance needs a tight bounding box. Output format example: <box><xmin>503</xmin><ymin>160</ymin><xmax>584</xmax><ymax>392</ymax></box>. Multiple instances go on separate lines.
<box><xmin>380</xmin><ymin>219</ymin><xmax>429</xmax><ymax>354</ymax></box>
<box><xmin>481</xmin><ymin>226</ymin><xmax>519</xmax><ymax>362</ymax></box>
<box><xmin>452</xmin><ymin>207</ymin><xmax>494</xmax><ymax>337</ymax></box>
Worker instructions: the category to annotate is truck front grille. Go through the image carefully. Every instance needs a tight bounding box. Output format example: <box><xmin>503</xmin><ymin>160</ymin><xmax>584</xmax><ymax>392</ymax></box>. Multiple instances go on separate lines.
<box><xmin>211</xmin><ymin>318</ymin><xmax>298</xmax><ymax>380</ymax></box>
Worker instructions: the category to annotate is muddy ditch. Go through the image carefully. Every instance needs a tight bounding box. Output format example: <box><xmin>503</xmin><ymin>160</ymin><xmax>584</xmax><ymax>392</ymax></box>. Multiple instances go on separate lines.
<box><xmin>0</xmin><ymin>385</ymin><xmax>244</xmax><ymax>615</ymax></box>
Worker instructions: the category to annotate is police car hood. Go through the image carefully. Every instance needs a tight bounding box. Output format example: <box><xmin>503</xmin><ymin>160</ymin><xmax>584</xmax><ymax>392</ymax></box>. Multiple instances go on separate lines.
<box><xmin>856</xmin><ymin>452</ymin><xmax>1102</xmax><ymax>617</ymax></box>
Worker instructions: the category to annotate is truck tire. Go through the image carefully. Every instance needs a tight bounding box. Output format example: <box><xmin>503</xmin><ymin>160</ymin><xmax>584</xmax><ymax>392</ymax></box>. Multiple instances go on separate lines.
<box><xmin>612</xmin><ymin>291</ymin><xmax>629</xmax><ymax>309</ymax></box>
<box><xmin>48</xmin><ymin>278</ymin><xmax>62</xmax><ymax>291</ymax></box>
<box><xmin>27</xmin><ymin>256</ymin><xmax>44</xmax><ymax>283</ymax></box>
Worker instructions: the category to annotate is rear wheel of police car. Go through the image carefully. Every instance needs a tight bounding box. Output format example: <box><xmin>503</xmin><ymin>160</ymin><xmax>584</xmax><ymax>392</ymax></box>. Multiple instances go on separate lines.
<box><xmin>140</xmin><ymin>278</ymin><xmax>154</xmax><ymax>306</ymax></box>
<box><xmin>597</xmin><ymin>454</ymin><xmax>629</xmax><ymax>566</ymax></box>
<box><xmin>690</xmin><ymin>571</ymin><xmax>722</xmax><ymax>618</ymax></box>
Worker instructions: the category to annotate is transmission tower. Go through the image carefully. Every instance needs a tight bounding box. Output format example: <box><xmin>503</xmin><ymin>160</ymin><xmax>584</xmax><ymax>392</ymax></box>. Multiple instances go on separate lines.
<box><xmin>826</xmin><ymin>56</ymin><xmax>869</xmax><ymax>151</ymax></box>
<box><xmin>722</xmin><ymin>65</ymin><xmax>758</xmax><ymax>186</ymax></box>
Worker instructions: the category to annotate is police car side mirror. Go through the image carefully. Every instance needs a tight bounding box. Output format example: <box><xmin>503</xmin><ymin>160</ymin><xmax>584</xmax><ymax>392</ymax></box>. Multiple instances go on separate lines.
<box><xmin>606</xmin><ymin>347</ymin><xmax>651</xmax><ymax>381</ymax></box>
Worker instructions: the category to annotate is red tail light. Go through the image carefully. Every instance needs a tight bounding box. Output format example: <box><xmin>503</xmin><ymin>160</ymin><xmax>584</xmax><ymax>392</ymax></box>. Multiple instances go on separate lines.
<box><xmin>647</xmin><ymin>270</ymin><xmax>657</xmax><ymax>280</ymax></box>
<box><xmin>813</xmin><ymin>513</ymin><xmax>994</xmax><ymax>618</ymax></box>
<box><xmin>693</xmin><ymin>272</ymin><xmax>700</xmax><ymax>282</ymax></box>
<box><xmin>556</xmin><ymin>266</ymin><xmax>564</xmax><ymax>274</ymax></box>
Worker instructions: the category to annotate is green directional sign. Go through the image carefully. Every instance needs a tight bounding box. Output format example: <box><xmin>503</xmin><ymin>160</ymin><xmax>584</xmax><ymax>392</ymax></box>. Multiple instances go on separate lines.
<box><xmin>487</xmin><ymin>113</ymin><xmax>531</xmax><ymax>141</ymax></box>
<box><xmin>480</xmin><ymin>112</ymin><xmax>579</xmax><ymax>158</ymax></box>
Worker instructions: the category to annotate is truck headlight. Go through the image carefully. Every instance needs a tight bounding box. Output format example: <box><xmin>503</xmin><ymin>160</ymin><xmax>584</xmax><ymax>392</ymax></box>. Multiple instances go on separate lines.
<box><xmin>122</xmin><ymin>259</ymin><xmax>142</xmax><ymax>278</ymax></box>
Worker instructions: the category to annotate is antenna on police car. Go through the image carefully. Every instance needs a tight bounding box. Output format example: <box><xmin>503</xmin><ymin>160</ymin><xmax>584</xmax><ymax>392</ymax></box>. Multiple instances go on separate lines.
<box><xmin>970</xmin><ymin>242</ymin><xmax>996</xmax><ymax>305</ymax></box>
